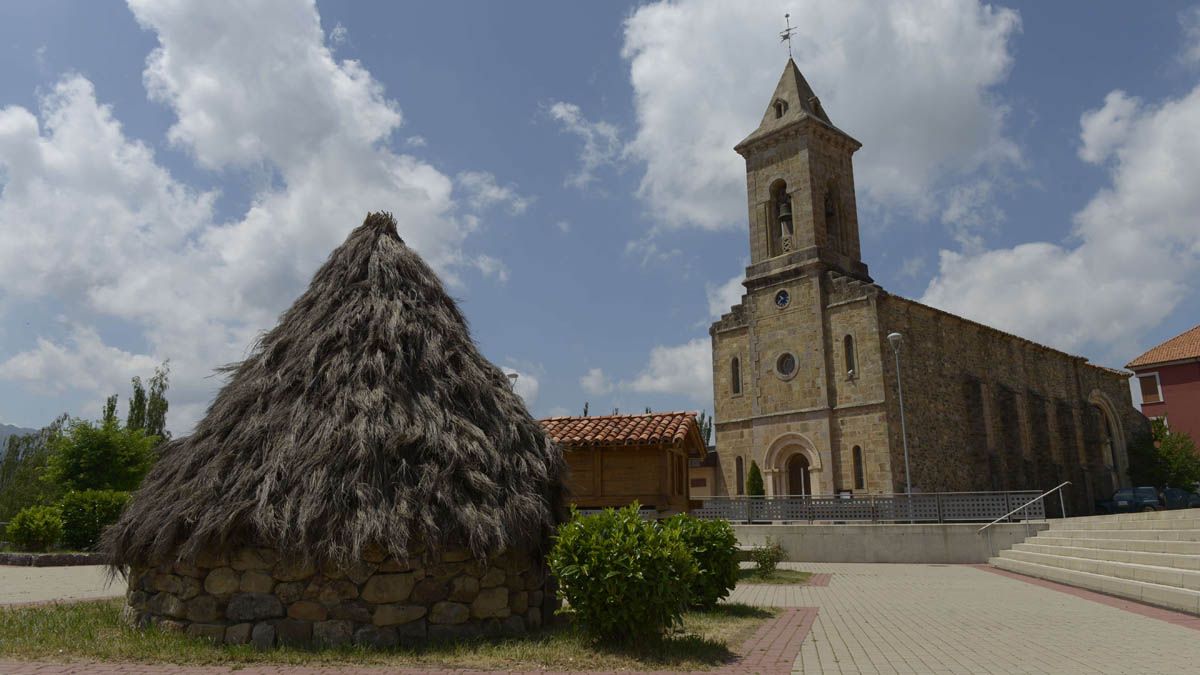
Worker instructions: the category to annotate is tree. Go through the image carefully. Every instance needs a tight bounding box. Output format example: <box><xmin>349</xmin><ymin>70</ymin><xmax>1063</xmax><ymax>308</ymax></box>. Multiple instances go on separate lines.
<box><xmin>582</xmin><ymin>401</ymin><xmax>589</xmax><ymax>417</ymax></box>
<box><xmin>697</xmin><ymin>411</ymin><xmax>713</xmax><ymax>446</ymax></box>
<box><xmin>126</xmin><ymin>361</ymin><xmax>170</xmax><ymax>443</ymax></box>
<box><xmin>43</xmin><ymin>416</ymin><xmax>156</xmax><ymax>493</ymax></box>
<box><xmin>0</xmin><ymin>417</ymin><xmax>68</xmax><ymax>521</ymax></box>
<box><xmin>747</xmin><ymin>460</ymin><xmax>765</xmax><ymax>497</ymax></box>
<box><xmin>1128</xmin><ymin>420</ymin><xmax>1200</xmax><ymax>489</ymax></box>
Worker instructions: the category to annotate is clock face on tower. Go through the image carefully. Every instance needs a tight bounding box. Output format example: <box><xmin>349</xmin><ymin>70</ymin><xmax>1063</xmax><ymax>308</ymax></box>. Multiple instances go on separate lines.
<box><xmin>774</xmin><ymin>289</ymin><xmax>790</xmax><ymax>309</ymax></box>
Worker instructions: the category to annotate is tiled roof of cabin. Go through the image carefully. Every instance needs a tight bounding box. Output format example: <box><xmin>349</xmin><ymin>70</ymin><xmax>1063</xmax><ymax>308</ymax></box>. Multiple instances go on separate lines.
<box><xmin>1127</xmin><ymin>324</ymin><xmax>1200</xmax><ymax>369</ymax></box>
<box><xmin>539</xmin><ymin>411</ymin><xmax>700</xmax><ymax>448</ymax></box>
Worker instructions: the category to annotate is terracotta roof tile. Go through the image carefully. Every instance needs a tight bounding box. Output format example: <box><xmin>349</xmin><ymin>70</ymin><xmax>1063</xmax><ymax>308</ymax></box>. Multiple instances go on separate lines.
<box><xmin>539</xmin><ymin>412</ymin><xmax>700</xmax><ymax>448</ymax></box>
<box><xmin>1127</xmin><ymin>324</ymin><xmax>1200</xmax><ymax>369</ymax></box>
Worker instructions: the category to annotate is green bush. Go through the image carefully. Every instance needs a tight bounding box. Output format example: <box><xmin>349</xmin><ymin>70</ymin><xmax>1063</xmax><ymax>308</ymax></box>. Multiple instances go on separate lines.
<box><xmin>6</xmin><ymin>505</ymin><xmax>63</xmax><ymax>552</ymax></box>
<box><xmin>664</xmin><ymin>514</ymin><xmax>739</xmax><ymax>608</ymax></box>
<box><xmin>751</xmin><ymin>539</ymin><xmax>785</xmax><ymax>577</ymax></box>
<box><xmin>59</xmin><ymin>490</ymin><xmax>131</xmax><ymax>551</ymax></box>
<box><xmin>549</xmin><ymin>504</ymin><xmax>697</xmax><ymax>644</ymax></box>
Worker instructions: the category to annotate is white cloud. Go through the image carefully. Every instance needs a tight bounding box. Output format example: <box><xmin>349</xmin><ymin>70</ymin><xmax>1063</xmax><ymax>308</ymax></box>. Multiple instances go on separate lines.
<box><xmin>1181</xmin><ymin>6</ymin><xmax>1200</xmax><ymax>65</ymax></box>
<box><xmin>546</xmin><ymin>101</ymin><xmax>621</xmax><ymax>189</ymax></box>
<box><xmin>627</xmin><ymin>338</ymin><xmax>712</xmax><ymax>402</ymax></box>
<box><xmin>472</xmin><ymin>254</ymin><xmax>509</xmax><ymax>283</ymax></box>
<box><xmin>1079</xmin><ymin>90</ymin><xmax>1140</xmax><ymax>164</ymax></box>
<box><xmin>405</xmin><ymin>134</ymin><xmax>427</xmax><ymax>148</ymax></box>
<box><xmin>0</xmin><ymin>0</ymin><xmax>507</xmax><ymax>432</ymax></box>
<box><xmin>456</xmin><ymin>170</ymin><xmax>532</xmax><ymax>215</ymax></box>
<box><xmin>621</xmin><ymin>0</ymin><xmax>1021</xmax><ymax>231</ymax></box>
<box><xmin>706</xmin><ymin>274</ymin><xmax>743</xmax><ymax>319</ymax></box>
<box><xmin>899</xmin><ymin>256</ymin><xmax>926</xmax><ymax>279</ymax></box>
<box><xmin>0</xmin><ymin>323</ymin><xmax>159</xmax><ymax>397</ymax></box>
<box><xmin>554</xmin><ymin>220</ymin><xmax>570</xmax><ymax>234</ymax></box>
<box><xmin>922</xmin><ymin>81</ymin><xmax>1200</xmax><ymax>360</ymax></box>
<box><xmin>580</xmin><ymin>367</ymin><xmax>613</xmax><ymax>396</ymax></box>
<box><xmin>501</xmin><ymin>367</ymin><xmax>539</xmax><ymax>406</ymax></box>
<box><xmin>329</xmin><ymin>21</ymin><xmax>347</xmax><ymax>47</ymax></box>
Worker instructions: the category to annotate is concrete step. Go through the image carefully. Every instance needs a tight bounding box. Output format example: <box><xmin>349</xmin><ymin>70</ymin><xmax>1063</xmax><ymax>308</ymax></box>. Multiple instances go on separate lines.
<box><xmin>1051</xmin><ymin>509</ymin><xmax>1200</xmax><ymax>526</ymax></box>
<box><xmin>997</xmin><ymin>548</ymin><xmax>1200</xmax><ymax>591</ymax></box>
<box><xmin>1046</xmin><ymin>511</ymin><xmax>1195</xmax><ymax>528</ymax></box>
<box><xmin>1032</xmin><ymin>535</ymin><xmax>1200</xmax><ymax>556</ymax></box>
<box><xmin>990</xmin><ymin>556</ymin><xmax>1200</xmax><ymax>614</ymax></box>
<box><xmin>1047</xmin><ymin>528</ymin><xmax>1200</xmax><ymax>542</ymax></box>
<box><xmin>1014</xmin><ymin>541</ymin><xmax>1200</xmax><ymax>571</ymax></box>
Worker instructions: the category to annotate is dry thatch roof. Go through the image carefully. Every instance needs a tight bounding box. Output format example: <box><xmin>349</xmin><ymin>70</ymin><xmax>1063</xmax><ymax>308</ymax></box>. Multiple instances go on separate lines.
<box><xmin>104</xmin><ymin>212</ymin><xmax>566</xmax><ymax>569</ymax></box>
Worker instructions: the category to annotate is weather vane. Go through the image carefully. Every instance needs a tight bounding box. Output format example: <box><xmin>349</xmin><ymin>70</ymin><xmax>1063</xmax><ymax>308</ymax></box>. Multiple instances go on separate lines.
<box><xmin>780</xmin><ymin>13</ymin><xmax>796</xmax><ymax>58</ymax></box>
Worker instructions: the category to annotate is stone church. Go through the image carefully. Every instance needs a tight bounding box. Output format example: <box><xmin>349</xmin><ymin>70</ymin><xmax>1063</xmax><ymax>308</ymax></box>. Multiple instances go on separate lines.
<box><xmin>709</xmin><ymin>60</ymin><xmax>1144</xmax><ymax>515</ymax></box>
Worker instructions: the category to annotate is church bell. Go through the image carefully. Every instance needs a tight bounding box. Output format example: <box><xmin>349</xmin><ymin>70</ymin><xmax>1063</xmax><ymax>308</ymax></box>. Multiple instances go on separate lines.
<box><xmin>778</xmin><ymin>199</ymin><xmax>792</xmax><ymax>227</ymax></box>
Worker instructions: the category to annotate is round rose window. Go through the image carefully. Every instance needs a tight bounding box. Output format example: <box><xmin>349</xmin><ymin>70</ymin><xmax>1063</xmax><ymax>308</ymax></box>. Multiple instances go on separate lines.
<box><xmin>776</xmin><ymin>352</ymin><xmax>797</xmax><ymax>378</ymax></box>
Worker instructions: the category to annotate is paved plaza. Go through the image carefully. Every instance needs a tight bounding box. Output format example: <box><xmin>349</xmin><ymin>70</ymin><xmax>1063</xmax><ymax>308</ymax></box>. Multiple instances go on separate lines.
<box><xmin>728</xmin><ymin>562</ymin><xmax>1200</xmax><ymax>674</ymax></box>
<box><xmin>3</xmin><ymin>562</ymin><xmax>1200</xmax><ymax>673</ymax></box>
<box><xmin>0</xmin><ymin>564</ymin><xmax>119</xmax><ymax>606</ymax></box>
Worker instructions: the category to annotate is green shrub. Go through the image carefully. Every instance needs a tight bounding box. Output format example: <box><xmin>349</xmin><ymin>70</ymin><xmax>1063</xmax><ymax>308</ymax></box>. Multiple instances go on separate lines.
<box><xmin>751</xmin><ymin>539</ymin><xmax>785</xmax><ymax>577</ymax></box>
<box><xmin>549</xmin><ymin>504</ymin><xmax>697</xmax><ymax>644</ymax></box>
<box><xmin>664</xmin><ymin>514</ymin><xmax>739</xmax><ymax>608</ymax></box>
<box><xmin>59</xmin><ymin>490</ymin><xmax>131</xmax><ymax>551</ymax></box>
<box><xmin>6</xmin><ymin>505</ymin><xmax>63</xmax><ymax>552</ymax></box>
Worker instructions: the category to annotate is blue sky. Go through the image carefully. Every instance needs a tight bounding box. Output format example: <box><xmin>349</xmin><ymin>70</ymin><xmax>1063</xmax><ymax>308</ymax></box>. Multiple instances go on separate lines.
<box><xmin>1</xmin><ymin>0</ymin><xmax>1198</xmax><ymax>433</ymax></box>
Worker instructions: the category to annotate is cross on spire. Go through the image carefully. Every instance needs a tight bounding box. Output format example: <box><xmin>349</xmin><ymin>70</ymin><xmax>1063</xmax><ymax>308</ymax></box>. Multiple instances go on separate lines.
<box><xmin>780</xmin><ymin>13</ymin><xmax>796</xmax><ymax>58</ymax></box>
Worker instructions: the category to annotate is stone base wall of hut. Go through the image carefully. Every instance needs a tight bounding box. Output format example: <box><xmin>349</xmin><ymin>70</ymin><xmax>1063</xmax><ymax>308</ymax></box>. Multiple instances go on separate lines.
<box><xmin>122</xmin><ymin>546</ymin><xmax>555</xmax><ymax>648</ymax></box>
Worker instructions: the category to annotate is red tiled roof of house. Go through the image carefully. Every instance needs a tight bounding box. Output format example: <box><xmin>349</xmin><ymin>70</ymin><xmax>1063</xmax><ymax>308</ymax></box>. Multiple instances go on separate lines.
<box><xmin>539</xmin><ymin>412</ymin><xmax>701</xmax><ymax>448</ymax></box>
<box><xmin>1127</xmin><ymin>324</ymin><xmax>1200</xmax><ymax>369</ymax></box>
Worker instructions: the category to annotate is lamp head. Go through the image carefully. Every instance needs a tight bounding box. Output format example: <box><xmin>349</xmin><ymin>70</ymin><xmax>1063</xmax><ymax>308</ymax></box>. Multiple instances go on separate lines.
<box><xmin>887</xmin><ymin>332</ymin><xmax>903</xmax><ymax>350</ymax></box>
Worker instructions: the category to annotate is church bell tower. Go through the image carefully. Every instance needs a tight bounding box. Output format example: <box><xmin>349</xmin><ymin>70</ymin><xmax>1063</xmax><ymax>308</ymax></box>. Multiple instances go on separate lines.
<box><xmin>736</xmin><ymin>59</ymin><xmax>870</xmax><ymax>285</ymax></box>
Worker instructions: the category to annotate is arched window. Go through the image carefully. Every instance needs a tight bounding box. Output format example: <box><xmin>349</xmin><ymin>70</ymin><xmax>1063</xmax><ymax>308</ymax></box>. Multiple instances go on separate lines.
<box><xmin>852</xmin><ymin>446</ymin><xmax>865</xmax><ymax>490</ymax></box>
<box><xmin>731</xmin><ymin>357</ymin><xmax>742</xmax><ymax>395</ymax></box>
<box><xmin>735</xmin><ymin>456</ymin><xmax>745</xmax><ymax>496</ymax></box>
<box><xmin>773</xmin><ymin>99</ymin><xmax>788</xmax><ymax>119</ymax></box>
<box><xmin>844</xmin><ymin>334</ymin><xmax>856</xmax><ymax>377</ymax></box>
<box><xmin>770</xmin><ymin>180</ymin><xmax>793</xmax><ymax>256</ymax></box>
<box><xmin>824</xmin><ymin>183</ymin><xmax>840</xmax><ymax>251</ymax></box>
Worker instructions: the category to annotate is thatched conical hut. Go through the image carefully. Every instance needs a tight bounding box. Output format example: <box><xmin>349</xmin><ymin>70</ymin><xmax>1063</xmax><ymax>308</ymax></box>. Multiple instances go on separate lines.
<box><xmin>104</xmin><ymin>212</ymin><xmax>567</xmax><ymax>648</ymax></box>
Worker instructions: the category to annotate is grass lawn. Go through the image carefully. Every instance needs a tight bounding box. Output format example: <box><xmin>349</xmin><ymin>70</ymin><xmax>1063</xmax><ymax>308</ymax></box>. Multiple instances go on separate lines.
<box><xmin>737</xmin><ymin>568</ymin><xmax>813</xmax><ymax>585</ymax></box>
<box><xmin>0</xmin><ymin>599</ymin><xmax>776</xmax><ymax>671</ymax></box>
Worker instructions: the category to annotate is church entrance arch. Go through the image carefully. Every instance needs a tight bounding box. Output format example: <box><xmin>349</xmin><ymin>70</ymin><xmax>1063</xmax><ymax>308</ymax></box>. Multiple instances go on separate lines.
<box><xmin>763</xmin><ymin>432</ymin><xmax>822</xmax><ymax>496</ymax></box>
<box><xmin>787</xmin><ymin>454</ymin><xmax>812</xmax><ymax>496</ymax></box>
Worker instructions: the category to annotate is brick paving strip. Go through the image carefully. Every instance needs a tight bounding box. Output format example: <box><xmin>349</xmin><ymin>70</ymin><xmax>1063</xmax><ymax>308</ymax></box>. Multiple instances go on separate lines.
<box><xmin>0</xmin><ymin>606</ymin><xmax>818</xmax><ymax>675</ymax></box>
<box><xmin>804</xmin><ymin>574</ymin><xmax>831</xmax><ymax>587</ymax></box>
<box><xmin>974</xmin><ymin>564</ymin><xmax>1200</xmax><ymax>632</ymax></box>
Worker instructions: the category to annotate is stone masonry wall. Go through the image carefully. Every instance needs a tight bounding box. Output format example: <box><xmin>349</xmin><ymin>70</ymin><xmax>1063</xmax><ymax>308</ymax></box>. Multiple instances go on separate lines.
<box><xmin>123</xmin><ymin>545</ymin><xmax>554</xmax><ymax>649</ymax></box>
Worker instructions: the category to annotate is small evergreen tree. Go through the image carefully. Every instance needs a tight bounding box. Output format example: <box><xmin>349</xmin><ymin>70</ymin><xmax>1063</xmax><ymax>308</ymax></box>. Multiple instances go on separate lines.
<box><xmin>697</xmin><ymin>411</ymin><xmax>713</xmax><ymax>445</ymax></box>
<box><xmin>583</xmin><ymin>401</ymin><xmax>589</xmax><ymax>417</ymax></box>
<box><xmin>747</xmin><ymin>460</ymin><xmax>765</xmax><ymax>497</ymax></box>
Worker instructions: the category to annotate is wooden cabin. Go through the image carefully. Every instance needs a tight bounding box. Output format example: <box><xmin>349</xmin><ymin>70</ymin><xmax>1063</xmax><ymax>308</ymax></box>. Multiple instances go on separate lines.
<box><xmin>539</xmin><ymin>412</ymin><xmax>706</xmax><ymax>516</ymax></box>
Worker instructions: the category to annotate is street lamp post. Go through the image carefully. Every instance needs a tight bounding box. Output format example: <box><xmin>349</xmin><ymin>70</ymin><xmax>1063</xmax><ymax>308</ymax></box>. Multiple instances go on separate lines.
<box><xmin>887</xmin><ymin>332</ymin><xmax>913</xmax><ymax>498</ymax></box>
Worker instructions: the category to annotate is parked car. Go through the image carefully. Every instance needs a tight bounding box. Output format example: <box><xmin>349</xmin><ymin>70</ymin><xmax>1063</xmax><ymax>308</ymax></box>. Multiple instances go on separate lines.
<box><xmin>1095</xmin><ymin>486</ymin><xmax>1162</xmax><ymax>514</ymax></box>
<box><xmin>1162</xmin><ymin>487</ymin><xmax>1200</xmax><ymax>510</ymax></box>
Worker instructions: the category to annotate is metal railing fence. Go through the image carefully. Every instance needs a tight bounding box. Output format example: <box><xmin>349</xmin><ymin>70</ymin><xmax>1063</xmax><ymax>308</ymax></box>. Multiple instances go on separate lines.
<box><xmin>692</xmin><ymin>490</ymin><xmax>1045</xmax><ymax>524</ymax></box>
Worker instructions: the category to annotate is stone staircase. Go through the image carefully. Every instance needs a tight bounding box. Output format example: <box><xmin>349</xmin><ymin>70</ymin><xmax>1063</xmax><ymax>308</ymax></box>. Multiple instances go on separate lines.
<box><xmin>989</xmin><ymin>509</ymin><xmax>1200</xmax><ymax>614</ymax></box>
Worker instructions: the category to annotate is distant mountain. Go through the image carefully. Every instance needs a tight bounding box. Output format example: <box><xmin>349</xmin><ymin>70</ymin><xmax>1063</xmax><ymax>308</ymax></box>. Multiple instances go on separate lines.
<box><xmin>0</xmin><ymin>423</ymin><xmax>37</xmax><ymax>449</ymax></box>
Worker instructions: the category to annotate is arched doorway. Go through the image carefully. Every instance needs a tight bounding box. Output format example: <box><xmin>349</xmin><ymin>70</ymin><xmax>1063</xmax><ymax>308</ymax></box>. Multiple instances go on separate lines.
<box><xmin>787</xmin><ymin>454</ymin><xmax>811</xmax><ymax>496</ymax></box>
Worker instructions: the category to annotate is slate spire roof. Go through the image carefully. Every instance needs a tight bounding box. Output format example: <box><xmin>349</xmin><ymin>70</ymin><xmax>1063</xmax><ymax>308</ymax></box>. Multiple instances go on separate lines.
<box><xmin>736</xmin><ymin>58</ymin><xmax>860</xmax><ymax>151</ymax></box>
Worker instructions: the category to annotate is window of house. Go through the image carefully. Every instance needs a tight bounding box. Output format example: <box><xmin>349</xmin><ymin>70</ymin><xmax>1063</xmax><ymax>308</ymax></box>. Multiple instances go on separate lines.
<box><xmin>690</xmin><ymin>477</ymin><xmax>707</xmax><ymax>488</ymax></box>
<box><xmin>852</xmin><ymin>446</ymin><xmax>865</xmax><ymax>490</ymax></box>
<box><xmin>735</xmin><ymin>456</ymin><xmax>745</xmax><ymax>495</ymax></box>
<box><xmin>1138</xmin><ymin>373</ymin><xmax>1162</xmax><ymax>404</ymax></box>
<box><xmin>731</xmin><ymin>357</ymin><xmax>742</xmax><ymax>395</ymax></box>
<box><xmin>844</xmin><ymin>334</ymin><xmax>857</xmax><ymax>377</ymax></box>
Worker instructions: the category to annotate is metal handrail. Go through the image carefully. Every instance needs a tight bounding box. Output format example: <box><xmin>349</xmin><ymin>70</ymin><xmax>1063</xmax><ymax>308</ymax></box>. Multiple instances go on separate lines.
<box><xmin>977</xmin><ymin>481</ymin><xmax>1071</xmax><ymax>535</ymax></box>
